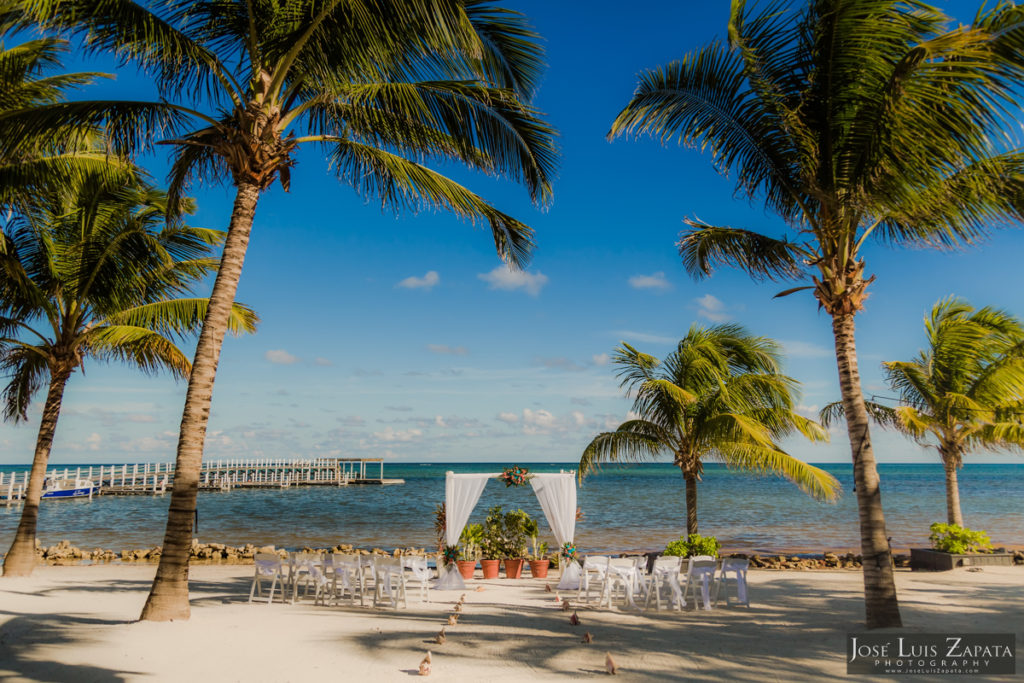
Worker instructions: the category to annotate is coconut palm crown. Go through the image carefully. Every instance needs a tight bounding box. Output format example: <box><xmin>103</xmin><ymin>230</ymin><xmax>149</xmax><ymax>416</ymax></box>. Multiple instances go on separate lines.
<box><xmin>15</xmin><ymin>0</ymin><xmax>557</xmax><ymax>621</ymax></box>
<box><xmin>822</xmin><ymin>298</ymin><xmax>1024</xmax><ymax>527</ymax></box>
<box><xmin>580</xmin><ymin>324</ymin><xmax>838</xmax><ymax>535</ymax></box>
<box><xmin>608</xmin><ymin>0</ymin><xmax>1024</xmax><ymax>628</ymax></box>
<box><xmin>0</xmin><ymin>168</ymin><xmax>258</xmax><ymax>577</ymax></box>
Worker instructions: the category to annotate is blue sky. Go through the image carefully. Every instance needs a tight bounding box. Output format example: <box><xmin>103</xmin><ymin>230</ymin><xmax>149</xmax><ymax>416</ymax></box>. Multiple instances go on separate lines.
<box><xmin>3</xmin><ymin>1</ymin><xmax>1023</xmax><ymax>466</ymax></box>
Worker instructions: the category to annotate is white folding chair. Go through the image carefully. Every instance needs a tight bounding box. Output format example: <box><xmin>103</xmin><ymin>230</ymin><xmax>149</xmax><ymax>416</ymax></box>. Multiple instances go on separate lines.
<box><xmin>577</xmin><ymin>555</ymin><xmax>609</xmax><ymax>605</ymax></box>
<box><xmin>643</xmin><ymin>555</ymin><xmax>683</xmax><ymax>611</ymax></box>
<box><xmin>288</xmin><ymin>551</ymin><xmax>323</xmax><ymax>602</ymax></box>
<box><xmin>249</xmin><ymin>553</ymin><xmax>285</xmax><ymax>604</ymax></box>
<box><xmin>682</xmin><ymin>557</ymin><xmax>717</xmax><ymax>610</ymax></box>
<box><xmin>373</xmin><ymin>556</ymin><xmax>407</xmax><ymax>609</ymax></box>
<box><xmin>714</xmin><ymin>557</ymin><xmax>750</xmax><ymax>607</ymax></box>
<box><xmin>605</xmin><ymin>558</ymin><xmax>641</xmax><ymax>609</ymax></box>
<box><xmin>404</xmin><ymin>556</ymin><xmax>432</xmax><ymax>602</ymax></box>
<box><xmin>331</xmin><ymin>553</ymin><xmax>366</xmax><ymax>606</ymax></box>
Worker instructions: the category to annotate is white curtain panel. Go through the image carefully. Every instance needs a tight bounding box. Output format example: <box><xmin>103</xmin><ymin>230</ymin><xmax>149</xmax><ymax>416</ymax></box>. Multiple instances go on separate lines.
<box><xmin>529</xmin><ymin>473</ymin><xmax>581</xmax><ymax>590</ymax></box>
<box><xmin>435</xmin><ymin>472</ymin><xmax>494</xmax><ymax>590</ymax></box>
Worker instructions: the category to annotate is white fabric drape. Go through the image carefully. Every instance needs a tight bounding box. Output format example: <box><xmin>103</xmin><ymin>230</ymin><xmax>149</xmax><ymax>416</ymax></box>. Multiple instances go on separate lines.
<box><xmin>530</xmin><ymin>473</ymin><xmax>581</xmax><ymax>590</ymax></box>
<box><xmin>435</xmin><ymin>473</ymin><xmax>494</xmax><ymax>590</ymax></box>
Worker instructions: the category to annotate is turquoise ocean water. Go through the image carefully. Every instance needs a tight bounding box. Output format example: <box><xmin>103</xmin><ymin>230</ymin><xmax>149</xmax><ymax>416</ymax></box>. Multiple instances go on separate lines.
<box><xmin>0</xmin><ymin>462</ymin><xmax>1020</xmax><ymax>553</ymax></box>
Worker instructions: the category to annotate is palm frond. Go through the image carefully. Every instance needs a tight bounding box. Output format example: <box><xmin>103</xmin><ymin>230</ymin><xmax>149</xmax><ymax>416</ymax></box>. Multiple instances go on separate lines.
<box><xmin>678</xmin><ymin>221</ymin><xmax>807</xmax><ymax>281</ymax></box>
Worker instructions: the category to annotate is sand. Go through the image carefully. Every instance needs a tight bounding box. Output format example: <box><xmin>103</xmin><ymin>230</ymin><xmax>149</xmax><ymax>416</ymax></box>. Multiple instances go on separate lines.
<box><xmin>0</xmin><ymin>563</ymin><xmax>1020</xmax><ymax>682</ymax></box>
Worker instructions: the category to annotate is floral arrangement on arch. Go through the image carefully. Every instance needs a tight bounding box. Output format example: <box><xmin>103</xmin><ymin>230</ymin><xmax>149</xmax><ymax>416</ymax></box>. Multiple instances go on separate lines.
<box><xmin>442</xmin><ymin>544</ymin><xmax>460</xmax><ymax>566</ymax></box>
<box><xmin>500</xmin><ymin>465</ymin><xmax>529</xmax><ymax>488</ymax></box>
<box><xmin>561</xmin><ymin>542</ymin><xmax>577</xmax><ymax>559</ymax></box>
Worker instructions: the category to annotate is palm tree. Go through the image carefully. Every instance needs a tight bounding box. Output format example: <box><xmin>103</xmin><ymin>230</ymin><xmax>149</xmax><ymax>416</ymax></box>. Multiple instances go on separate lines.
<box><xmin>580</xmin><ymin>325</ymin><xmax>839</xmax><ymax>535</ymax></box>
<box><xmin>608</xmin><ymin>0</ymin><xmax>1024</xmax><ymax>628</ymax></box>
<box><xmin>0</xmin><ymin>18</ymin><xmax>122</xmax><ymax>210</ymax></box>
<box><xmin>0</xmin><ymin>168</ymin><xmax>257</xmax><ymax>577</ymax></box>
<box><xmin>21</xmin><ymin>0</ymin><xmax>557</xmax><ymax>620</ymax></box>
<box><xmin>822</xmin><ymin>298</ymin><xmax>1024</xmax><ymax>527</ymax></box>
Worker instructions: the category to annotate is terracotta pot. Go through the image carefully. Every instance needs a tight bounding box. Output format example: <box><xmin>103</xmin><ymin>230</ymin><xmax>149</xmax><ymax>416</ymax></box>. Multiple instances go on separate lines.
<box><xmin>503</xmin><ymin>558</ymin><xmax>524</xmax><ymax>579</ymax></box>
<box><xmin>528</xmin><ymin>559</ymin><xmax>550</xmax><ymax>579</ymax></box>
<box><xmin>480</xmin><ymin>559</ymin><xmax>501</xmax><ymax>579</ymax></box>
<box><xmin>456</xmin><ymin>560</ymin><xmax>477</xmax><ymax>579</ymax></box>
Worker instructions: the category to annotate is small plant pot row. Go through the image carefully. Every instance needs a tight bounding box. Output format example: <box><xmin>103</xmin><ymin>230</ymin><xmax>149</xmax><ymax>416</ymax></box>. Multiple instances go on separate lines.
<box><xmin>457</xmin><ymin>558</ymin><xmax>550</xmax><ymax>579</ymax></box>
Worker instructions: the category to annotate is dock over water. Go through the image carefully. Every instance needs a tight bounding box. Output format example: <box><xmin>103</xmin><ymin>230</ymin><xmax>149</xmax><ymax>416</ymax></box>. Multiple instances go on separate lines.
<box><xmin>1</xmin><ymin>457</ymin><xmax>403</xmax><ymax>502</ymax></box>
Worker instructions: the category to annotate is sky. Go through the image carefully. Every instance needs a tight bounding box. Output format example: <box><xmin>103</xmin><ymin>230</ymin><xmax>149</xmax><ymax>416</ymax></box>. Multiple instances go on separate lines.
<box><xmin>3</xmin><ymin>1</ymin><xmax>1023</xmax><ymax>466</ymax></box>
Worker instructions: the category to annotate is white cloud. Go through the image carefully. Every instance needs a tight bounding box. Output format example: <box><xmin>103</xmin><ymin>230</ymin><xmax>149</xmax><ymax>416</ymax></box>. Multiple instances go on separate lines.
<box><xmin>592</xmin><ymin>353</ymin><xmax>610</xmax><ymax>366</ymax></box>
<box><xmin>478</xmin><ymin>266</ymin><xmax>548</xmax><ymax>296</ymax></box>
<box><xmin>265</xmin><ymin>349</ymin><xmax>300</xmax><ymax>365</ymax></box>
<box><xmin>781</xmin><ymin>340</ymin><xmax>833</xmax><ymax>358</ymax></box>
<box><xmin>314</xmin><ymin>357</ymin><xmax>333</xmax><ymax>367</ymax></box>
<box><xmin>614</xmin><ymin>330</ymin><xmax>675</xmax><ymax>344</ymax></box>
<box><xmin>522</xmin><ymin>408</ymin><xmax>557</xmax><ymax>434</ymax></box>
<box><xmin>628</xmin><ymin>271</ymin><xmax>672</xmax><ymax>291</ymax></box>
<box><xmin>427</xmin><ymin>344</ymin><xmax>469</xmax><ymax>356</ymax></box>
<box><xmin>373</xmin><ymin>427</ymin><xmax>423</xmax><ymax>442</ymax></box>
<box><xmin>534</xmin><ymin>356</ymin><xmax>586</xmax><ymax>372</ymax></box>
<box><xmin>396</xmin><ymin>270</ymin><xmax>440</xmax><ymax>290</ymax></box>
<box><xmin>696</xmin><ymin>294</ymin><xmax>730</xmax><ymax>322</ymax></box>
<box><xmin>434</xmin><ymin>415</ymin><xmax>447</xmax><ymax>428</ymax></box>
<box><xmin>85</xmin><ymin>432</ymin><xmax>102</xmax><ymax>451</ymax></box>
<box><xmin>570</xmin><ymin>411</ymin><xmax>585</xmax><ymax>427</ymax></box>
<box><xmin>496</xmin><ymin>412</ymin><xmax>520</xmax><ymax>424</ymax></box>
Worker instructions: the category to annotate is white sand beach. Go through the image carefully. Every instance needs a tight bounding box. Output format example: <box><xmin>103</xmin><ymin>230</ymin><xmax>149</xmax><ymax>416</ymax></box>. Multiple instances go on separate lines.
<box><xmin>0</xmin><ymin>564</ymin><xmax>1020</xmax><ymax>682</ymax></box>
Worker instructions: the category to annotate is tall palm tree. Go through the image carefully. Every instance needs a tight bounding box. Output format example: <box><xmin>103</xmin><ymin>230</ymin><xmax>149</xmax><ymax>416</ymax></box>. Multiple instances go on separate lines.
<box><xmin>20</xmin><ymin>0</ymin><xmax>557</xmax><ymax>620</ymax></box>
<box><xmin>0</xmin><ymin>17</ymin><xmax>123</xmax><ymax>211</ymax></box>
<box><xmin>822</xmin><ymin>298</ymin><xmax>1024</xmax><ymax>527</ymax></box>
<box><xmin>580</xmin><ymin>325</ymin><xmax>838</xmax><ymax>535</ymax></box>
<box><xmin>608</xmin><ymin>0</ymin><xmax>1024</xmax><ymax>628</ymax></box>
<box><xmin>0</xmin><ymin>169</ymin><xmax>257</xmax><ymax>577</ymax></box>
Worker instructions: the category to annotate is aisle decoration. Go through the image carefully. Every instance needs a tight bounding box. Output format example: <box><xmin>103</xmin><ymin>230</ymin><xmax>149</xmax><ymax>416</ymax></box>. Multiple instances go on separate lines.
<box><xmin>442</xmin><ymin>545</ymin><xmax>460</xmax><ymax>566</ymax></box>
<box><xmin>500</xmin><ymin>465</ymin><xmax>529</xmax><ymax>488</ymax></box>
<box><xmin>561</xmin><ymin>542</ymin><xmax>577</xmax><ymax>559</ymax></box>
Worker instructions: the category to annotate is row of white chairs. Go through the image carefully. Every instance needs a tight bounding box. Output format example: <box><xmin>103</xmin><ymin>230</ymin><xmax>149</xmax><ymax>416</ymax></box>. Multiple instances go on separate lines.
<box><xmin>578</xmin><ymin>555</ymin><xmax>749</xmax><ymax>611</ymax></box>
<box><xmin>249</xmin><ymin>552</ymin><xmax>432</xmax><ymax>608</ymax></box>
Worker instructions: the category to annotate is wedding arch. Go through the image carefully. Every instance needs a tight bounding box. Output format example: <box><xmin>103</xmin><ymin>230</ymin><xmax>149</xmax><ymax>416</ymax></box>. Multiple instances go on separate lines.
<box><xmin>435</xmin><ymin>469</ymin><xmax>582</xmax><ymax>590</ymax></box>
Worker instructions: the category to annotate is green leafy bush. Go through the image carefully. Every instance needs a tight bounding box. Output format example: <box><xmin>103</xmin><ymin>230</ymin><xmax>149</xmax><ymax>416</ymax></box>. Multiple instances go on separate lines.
<box><xmin>482</xmin><ymin>506</ymin><xmax>534</xmax><ymax>559</ymax></box>
<box><xmin>929</xmin><ymin>522</ymin><xmax>992</xmax><ymax>554</ymax></box>
<box><xmin>663</xmin><ymin>533</ymin><xmax>722</xmax><ymax>558</ymax></box>
<box><xmin>459</xmin><ymin>523</ymin><xmax>484</xmax><ymax>561</ymax></box>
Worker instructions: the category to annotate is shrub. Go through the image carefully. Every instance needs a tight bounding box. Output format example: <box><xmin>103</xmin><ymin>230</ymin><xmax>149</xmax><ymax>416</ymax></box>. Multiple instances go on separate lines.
<box><xmin>929</xmin><ymin>522</ymin><xmax>992</xmax><ymax>554</ymax></box>
<box><xmin>663</xmin><ymin>533</ymin><xmax>722</xmax><ymax>558</ymax></box>
<box><xmin>482</xmin><ymin>506</ymin><xmax>534</xmax><ymax>559</ymax></box>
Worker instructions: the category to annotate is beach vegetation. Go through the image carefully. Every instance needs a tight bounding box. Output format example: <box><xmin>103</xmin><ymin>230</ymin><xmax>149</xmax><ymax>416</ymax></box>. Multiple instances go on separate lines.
<box><xmin>929</xmin><ymin>522</ymin><xmax>993</xmax><ymax>555</ymax></box>
<box><xmin>609</xmin><ymin>0</ymin><xmax>1024</xmax><ymax>628</ymax></box>
<box><xmin>482</xmin><ymin>505</ymin><xmax>534</xmax><ymax>560</ymax></box>
<box><xmin>459</xmin><ymin>523</ymin><xmax>484</xmax><ymax>561</ymax></box>
<box><xmin>663</xmin><ymin>533</ymin><xmax>722</xmax><ymax>558</ymax></box>
<box><xmin>822</xmin><ymin>298</ymin><xmax>1024</xmax><ymax>527</ymax></box>
<box><xmin>579</xmin><ymin>324</ymin><xmax>838</xmax><ymax>537</ymax></box>
<box><xmin>17</xmin><ymin>0</ymin><xmax>556</xmax><ymax>620</ymax></box>
<box><xmin>0</xmin><ymin>168</ymin><xmax>257</xmax><ymax>577</ymax></box>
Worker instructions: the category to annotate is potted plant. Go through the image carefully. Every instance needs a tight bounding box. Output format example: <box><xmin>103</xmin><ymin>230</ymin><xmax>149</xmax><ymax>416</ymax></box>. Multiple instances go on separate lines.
<box><xmin>500</xmin><ymin>508</ymin><xmax>532</xmax><ymax>578</ymax></box>
<box><xmin>457</xmin><ymin>523</ymin><xmax>483</xmax><ymax>579</ymax></box>
<box><xmin>523</xmin><ymin>516</ymin><xmax>550</xmax><ymax>578</ymax></box>
<box><xmin>910</xmin><ymin>523</ymin><xmax>1013</xmax><ymax>570</ymax></box>
<box><xmin>480</xmin><ymin>506</ymin><xmax>504</xmax><ymax>579</ymax></box>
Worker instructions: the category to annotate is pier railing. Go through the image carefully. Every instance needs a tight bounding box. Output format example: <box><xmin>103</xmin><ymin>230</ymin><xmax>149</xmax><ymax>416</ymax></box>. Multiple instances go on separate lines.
<box><xmin>1</xmin><ymin>457</ymin><xmax>399</xmax><ymax>503</ymax></box>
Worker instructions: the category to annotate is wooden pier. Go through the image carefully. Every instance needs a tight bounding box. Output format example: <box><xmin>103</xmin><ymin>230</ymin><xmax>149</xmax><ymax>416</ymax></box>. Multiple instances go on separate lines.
<box><xmin>0</xmin><ymin>457</ymin><xmax>402</xmax><ymax>503</ymax></box>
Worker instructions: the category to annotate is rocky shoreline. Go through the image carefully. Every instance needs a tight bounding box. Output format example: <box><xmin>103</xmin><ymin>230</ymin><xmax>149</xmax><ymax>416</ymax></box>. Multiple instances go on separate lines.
<box><xmin>11</xmin><ymin>540</ymin><xmax>1024</xmax><ymax>569</ymax></box>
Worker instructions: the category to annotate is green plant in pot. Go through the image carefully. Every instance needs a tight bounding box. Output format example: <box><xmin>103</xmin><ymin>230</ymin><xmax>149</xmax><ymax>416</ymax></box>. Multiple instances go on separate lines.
<box><xmin>484</xmin><ymin>506</ymin><xmax>532</xmax><ymax>578</ymax></box>
<box><xmin>929</xmin><ymin>523</ymin><xmax>992</xmax><ymax>555</ymax></box>
<box><xmin>457</xmin><ymin>523</ymin><xmax>484</xmax><ymax>580</ymax></box>
<box><xmin>480</xmin><ymin>506</ymin><xmax>505</xmax><ymax>579</ymax></box>
<box><xmin>522</xmin><ymin>515</ymin><xmax>550</xmax><ymax>578</ymax></box>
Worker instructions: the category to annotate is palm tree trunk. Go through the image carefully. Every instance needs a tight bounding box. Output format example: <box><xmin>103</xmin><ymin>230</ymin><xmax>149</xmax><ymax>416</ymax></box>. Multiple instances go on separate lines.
<box><xmin>831</xmin><ymin>312</ymin><xmax>901</xmax><ymax>629</ymax></box>
<box><xmin>939</xmin><ymin>445</ymin><xmax>964</xmax><ymax>526</ymax></box>
<box><xmin>684</xmin><ymin>472</ymin><xmax>698</xmax><ymax>536</ymax></box>
<box><xmin>139</xmin><ymin>181</ymin><xmax>261</xmax><ymax>621</ymax></box>
<box><xmin>2</xmin><ymin>365</ymin><xmax>72</xmax><ymax>577</ymax></box>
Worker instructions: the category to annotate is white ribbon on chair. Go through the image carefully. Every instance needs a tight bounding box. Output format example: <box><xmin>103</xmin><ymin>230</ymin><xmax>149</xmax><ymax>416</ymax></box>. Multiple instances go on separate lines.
<box><xmin>530</xmin><ymin>473</ymin><xmax>581</xmax><ymax>590</ymax></box>
<box><xmin>435</xmin><ymin>473</ymin><xmax>493</xmax><ymax>590</ymax></box>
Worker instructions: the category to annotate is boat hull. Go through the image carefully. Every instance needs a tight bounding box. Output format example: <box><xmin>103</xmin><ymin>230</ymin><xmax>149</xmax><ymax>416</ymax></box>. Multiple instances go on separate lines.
<box><xmin>41</xmin><ymin>487</ymin><xmax>95</xmax><ymax>499</ymax></box>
